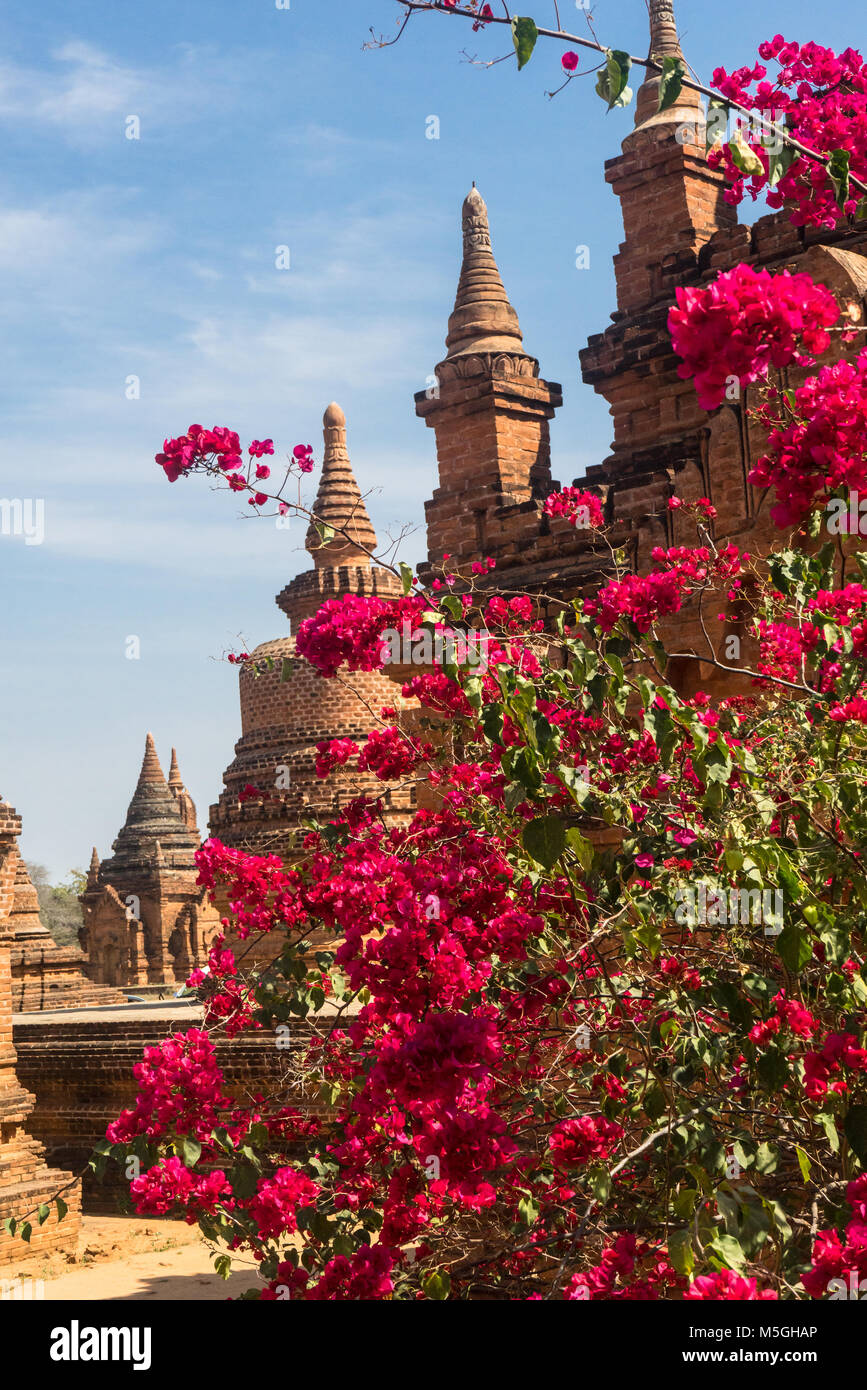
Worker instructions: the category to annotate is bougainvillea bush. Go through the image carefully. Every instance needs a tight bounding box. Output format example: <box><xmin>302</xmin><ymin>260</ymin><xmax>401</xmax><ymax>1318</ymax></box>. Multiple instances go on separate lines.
<box><xmin>95</xmin><ymin>20</ymin><xmax>867</xmax><ymax>1299</ymax></box>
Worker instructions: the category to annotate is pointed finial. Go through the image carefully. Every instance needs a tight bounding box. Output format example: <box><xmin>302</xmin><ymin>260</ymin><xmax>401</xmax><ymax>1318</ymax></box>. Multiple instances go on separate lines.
<box><xmin>445</xmin><ymin>186</ymin><xmax>526</xmax><ymax>360</ymax></box>
<box><xmin>648</xmin><ymin>0</ymin><xmax>683</xmax><ymax>59</ymax></box>
<box><xmin>305</xmin><ymin>404</ymin><xmax>378</xmax><ymax>567</ymax></box>
<box><xmin>137</xmin><ymin>732</ymin><xmax>166</xmax><ymax>788</ymax></box>
<box><xmin>634</xmin><ymin>0</ymin><xmax>702</xmax><ymax>126</ymax></box>
<box><xmin>167</xmin><ymin>748</ymin><xmax>199</xmax><ymax>833</ymax></box>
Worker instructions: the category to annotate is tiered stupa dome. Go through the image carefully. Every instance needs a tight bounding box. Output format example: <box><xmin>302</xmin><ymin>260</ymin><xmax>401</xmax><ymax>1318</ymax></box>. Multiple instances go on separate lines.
<box><xmin>210</xmin><ymin>403</ymin><xmax>415</xmax><ymax>859</ymax></box>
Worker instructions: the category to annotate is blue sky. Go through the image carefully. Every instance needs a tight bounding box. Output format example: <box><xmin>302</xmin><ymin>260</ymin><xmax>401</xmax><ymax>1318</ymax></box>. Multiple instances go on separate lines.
<box><xmin>1</xmin><ymin>0</ymin><xmax>861</xmax><ymax>879</ymax></box>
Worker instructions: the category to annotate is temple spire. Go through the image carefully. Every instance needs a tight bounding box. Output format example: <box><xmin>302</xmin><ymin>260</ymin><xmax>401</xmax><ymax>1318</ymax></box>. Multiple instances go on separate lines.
<box><xmin>168</xmin><ymin>747</ymin><xmax>199</xmax><ymax>834</ymax></box>
<box><xmin>648</xmin><ymin>0</ymin><xmax>683</xmax><ymax>59</ymax></box>
<box><xmin>87</xmin><ymin>847</ymin><xmax>100</xmax><ymax>886</ymax></box>
<box><xmin>305</xmin><ymin>404</ymin><xmax>378</xmax><ymax>567</ymax></box>
<box><xmin>137</xmin><ymin>732</ymin><xmax>166</xmax><ymax>789</ymax></box>
<box><xmin>444</xmin><ymin>186</ymin><xmax>526</xmax><ymax>360</ymax></box>
<box><xmin>634</xmin><ymin>0</ymin><xmax>702</xmax><ymax>126</ymax></box>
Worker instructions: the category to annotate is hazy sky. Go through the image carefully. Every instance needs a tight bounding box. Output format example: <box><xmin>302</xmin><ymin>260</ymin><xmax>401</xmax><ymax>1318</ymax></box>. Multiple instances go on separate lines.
<box><xmin>1</xmin><ymin>0</ymin><xmax>860</xmax><ymax>878</ymax></box>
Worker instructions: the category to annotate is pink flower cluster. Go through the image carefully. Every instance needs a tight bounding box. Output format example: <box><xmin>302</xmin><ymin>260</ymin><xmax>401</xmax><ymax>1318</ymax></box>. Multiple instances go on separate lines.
<box><xmin>248</xmin><ymin>1167</ymin><xmax>320</xmax><ymax>1241</ymax></box>
<box><xmin>749</xmin><ymin>989</ymin><xmax>819</xmax><ymax>1045</ymax></box>
<box><xmin>802</xmin><ymin>1032</ymin><xmax>867</xmax><ymax>1099</ymax></box>
<box><xmin>157</xmin><ymin>425</ymin><xmax>245</xmax><ymax>483</ymax></box>
<box><xmin>549</xmin><ymin>1115</ymin><xmax>624</xmax><ymax>1167</ymax></box>
<box><xmin>296</xmin><ymin>593</ymin><xmax>427</xmax><ymax>678</ymax></box>
<box><xmin>585</xmin><ymin>545</ymin><xmax>743</xmax><ymax>635</ymax></box>
<box><xmin>106</xmin><ymin>1029</ymin><xmax>231</xmax><ymax>1144</ymax></box>
<box><xmin>357</xmin><ymin>726</ymin><xmax>433</xmax><ymax>781</ymax></box>
<box><xmin>564</xmin><ymin>1235</ymin><xmax>679</xmax><ymax>1301</ymax></box>
<box><xmin>803</xmin><ymin>1174</ymin><xmax>867</xmax><ymax>1297</ymax></box>
<box><xmin>750</xmin><ymin>353</ymin><xmax>867</xmax><ymax>527</ymax></box>
<box><xmin>130</xmin><ymin>1157</ymin><xmax>231</xmax><ymax>1219</ymax></box>
<box><xmin>315</xmin><ymin>737</ymin><xmax>359</xmax><ymax>779</ymax></box>
<box><xmin>264</xmin><ymin>1245</ymin><xmax>396</xmax><ymax>1301</ymax></box>
<box><xmin>543</xmin><ymin>487</ymin><xmax>604</xmax><ymax>530</ymax></box>
<box><xmin>669</xmin><ymin>264</ymin><xmax>838</xmax><ymax>411</ymax></box>
<box><xmin>684</xmin><ymin>1269</ymin><xmax>778</xmax><ymax>1300</ymax></box>
<box><xmin>709</xmin><ymin>38</ymin><xmax>867</xmax><ymax>227</ymax></box>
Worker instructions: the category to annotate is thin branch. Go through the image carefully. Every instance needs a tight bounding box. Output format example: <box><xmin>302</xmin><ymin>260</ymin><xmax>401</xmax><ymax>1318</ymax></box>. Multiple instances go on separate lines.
<box><xmin>384</xmin><ymin>2</ymin><xmax>867</xmax><ymax>196</ymax></box>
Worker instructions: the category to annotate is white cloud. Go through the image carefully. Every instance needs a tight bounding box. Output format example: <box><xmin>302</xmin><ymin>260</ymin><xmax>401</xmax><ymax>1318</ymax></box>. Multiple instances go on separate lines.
<box><xmin>0</xmin><ymin>40</ymin><xmax>249</xmax><ymax>142</ymax></box>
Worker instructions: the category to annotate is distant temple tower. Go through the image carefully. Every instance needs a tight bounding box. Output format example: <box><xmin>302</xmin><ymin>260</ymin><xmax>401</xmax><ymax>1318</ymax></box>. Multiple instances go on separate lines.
<box><xmin>79</xmin><ymin>736</ymin><xmax>221</xmax><ymax>987</ymax></box>
<box><xmin>8</xmin><ymin>851</ymin><xmax>123</xmax><ymax>1012</ymax></box>
<box><xmin>210</xmin><ymin>403</ymin><xmax>415</xmax><ymax>859</ymax></box>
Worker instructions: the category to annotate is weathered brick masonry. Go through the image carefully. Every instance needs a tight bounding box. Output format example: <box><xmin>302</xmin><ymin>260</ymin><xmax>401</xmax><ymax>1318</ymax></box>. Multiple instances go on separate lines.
<box><xmin>0</xmin><ymin>798</ymin><xmax>80</xmax><ymax>1264</ymax></box>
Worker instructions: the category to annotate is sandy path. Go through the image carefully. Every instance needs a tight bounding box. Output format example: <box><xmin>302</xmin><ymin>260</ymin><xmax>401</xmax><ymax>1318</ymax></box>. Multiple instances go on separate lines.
<box><xmin>2</xmin><ymin>1215</ymin><xmax>264</xmax><ymax>1302</ymax></box>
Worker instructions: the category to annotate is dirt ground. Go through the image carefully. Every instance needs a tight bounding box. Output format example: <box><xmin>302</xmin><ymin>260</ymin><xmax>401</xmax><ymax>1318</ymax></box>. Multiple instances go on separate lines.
<box><xmin>1</xmin><ymin>1215</ymin><xmax>263</xmax><ymax>1301</ymax></box>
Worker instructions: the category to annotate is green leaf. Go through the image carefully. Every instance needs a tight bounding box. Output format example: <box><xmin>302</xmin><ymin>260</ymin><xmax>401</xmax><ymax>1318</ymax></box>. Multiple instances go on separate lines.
<box><xmin>20</xmin><ymin>1222</ymin><xmax>32</xmax><ymax>1244</ymax></box>
<box><xmin>827</xmin><ymin>148</ymin><xmax>851</xmax><ymax>208</ymax></box>
<box><xmin>522</xmin><ymin>814</ymin><xmax>566</xmax><ymax>870</ymax></box>
<box><xmin>710</xmin><ymin>1232</ymin><xmax>747</xmax><ymax>1270</ymax></box>
<box><xmin>757</xmin><ymin>1045</ymin><xmax>789</xmax><ymax>1093</ymax></box>
<box><xmin>37</xmin><ymin>1204</ymin><xmax>50</xmax><ymax>1226</ymax></box>
<box><xmin>816</xmin><ymin>1111</ymin><xmax>840</xmax><ymax>1155</ymax></box>
<box><xmin>795</xmin><ymin>1146</ymin><xmax>812</xmax><ymax>1183</ymax></box>
<box><xmin>181</xmin><ymin>1137</ymin><xmax>202</xmax><ymax>1168</ymax></box>
<box><xmin>668</xmin><ymin>1228</ymin><xmax>695</xmax><ymax>1276</ymax></box>
<box><xmin>422</xmin><ymin>1269</ymin><xmax>451</xmax><ymax>1300</ymax></box>
<box><xmin>517</xmin><ymin>1194</ymin><xmax>539</xmax><ymax>1226</ymax></box>
<box><xmin>844</xmin><ymin>1104</ymin><xmax>867</xmax><ymax>1164</ymax></box>
<box><xmin>644</xmin><ymin>1084</ymin><xmax>666</xmax><ymax>1121</ymax></box>
<box><xmin>636</xmin><ymin>676</ymin><xmax>656</xmax><ymax>709</ymax></box>
<box><xmin>767</xmin><ymin>141</ymin><xmax>796</xmax><ymax>189</ymax></box>
<box><xmin>565</xmin><ymin>827</ymin><xmax>594</xmax><ymax>872</ymax></box>
<box><xmin>511</xmin><ymin>17</ymin><xmax>538</xmax><ymax>71</ymax></box>
<box><xmin>728</xmin><ymin>132</ymin><xmax>764</xmax><ymax>178</ymax></box>
<box><xmin>705</xmin><ymin>98</ymin><xmax>728</xmax><ymax>150</ymax></box>
<box><xmin>657</xmin><ymin>55</ymin><xmax>685</xmax><ymax>111</ymax></box>
<box><xmin>398</xmin><ymin>561</ymin><xmax>414</xmax><ymax>596</ymax></box>
<box><xmin>775</xmin><ymin>922</ymin><xmax>811</xmax><ymax>974</ymax></box>
<box><xmin>754</xmin><ymin>1142</ymin><xmax>778</xmax><ymax>1175</ymax></box>
<box><xmin>2</xmin><ymin>1218</ymin><xmax>16</xmax><ymax>1237</ymax></box>
<box><xmin>588</xmin><ymin>1167</ymin><xmax>611</xmax><ymax>1204</ymax></box>
<box><xmin>596</xmin><ymin>49</ymin><xmax>633</xmax><ymax>110</ymax></box>
<box><xmin>214</xmin><ymin>1254</ymin><xmax>233</xmax><ymax>1281</ymax></box>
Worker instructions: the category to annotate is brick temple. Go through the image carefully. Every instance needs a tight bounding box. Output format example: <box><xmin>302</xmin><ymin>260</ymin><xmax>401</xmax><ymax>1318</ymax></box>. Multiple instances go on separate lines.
<box><xmin>79</xmin><ymin>735</ymin><xmax>222</xmax><ymax>988</ymax></box>
<box><xmin>4</xmin><ymin>0</ymin><xmax>867</xmax><ymax>1238</ymax></box>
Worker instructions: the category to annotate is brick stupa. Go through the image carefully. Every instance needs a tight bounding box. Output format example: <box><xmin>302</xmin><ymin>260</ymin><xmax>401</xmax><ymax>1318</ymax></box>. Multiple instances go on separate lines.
<box><xmin>210</xmin><ymin>403</ymin><xmax>415</xmax><ymax>859</ymax></box>
<box><xmin>79</xmin><ymin>736</ymin><xmax>222</xmax><ymax>988</ymax></box>
<box><xmin>0</xmin><ymin>797</ymin><xmax>81</xmax><ymax>1263</ymax></box>
<box><xmin>9</xmin><ymin>851</ymin><xmax>124</xmax><ymax>1012</ymax></box>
